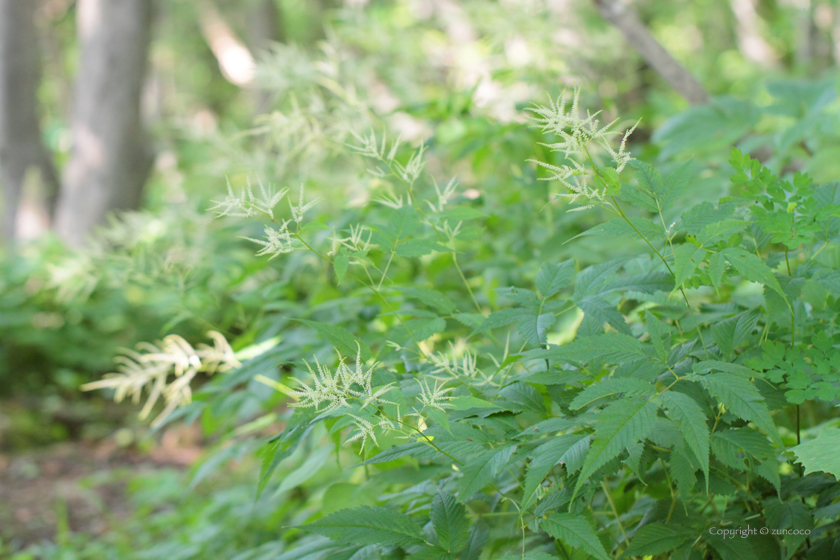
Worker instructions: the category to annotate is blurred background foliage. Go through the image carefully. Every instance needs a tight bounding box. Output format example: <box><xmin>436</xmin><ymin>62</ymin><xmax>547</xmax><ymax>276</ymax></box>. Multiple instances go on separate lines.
<box><xmin>1</xmin><ymin>0</ymin><xmax>840</xmax><ymax>557</ymax></box>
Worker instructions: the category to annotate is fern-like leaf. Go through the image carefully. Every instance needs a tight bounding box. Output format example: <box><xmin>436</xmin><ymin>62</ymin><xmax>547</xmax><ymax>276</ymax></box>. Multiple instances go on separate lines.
<box><xmin>541</xmin><ymin>512</ymin><xmax>610</xmax><ymax>560</ymax></box>
<box><xmin>696</xmin><ymin>373</ymin><xmax>781</xmax><ymax>446</ymax></box>
<box><xmin>303</xmin><ymin>505</ymin><xmax>425</xmax><ymax>547</ymax></box>
<box><xmin>522</xmin><ymin>434</ymin><xmax>587</xmax><ymax>508</ymax></box>
<box><xmin>431</xmin><ymin>492</ymin><xmax>470</xmax><ymax>553</ymax></box>
<box><xmin>622</xmin><ymin>523</ymin><xmax>694</xmax><ymax>558</ymax></box>
<box><xmin>570</xmin><ymin>378</ymin><xmax>654</xmax><ymax>410</ymax></box>
<box><xmin>457</xmin><ymin>446</ymin><xmax>517</xmax><ymax>502</ymax></box>
<box><xmin>574</xmin><ymin>396</ymin><xmax>660</xmax><ymax>499</ymax></box>
<box><xmin>661</xmin><ymin>391</ymin><xmax>710</xmax><ymax>485</ymax></box>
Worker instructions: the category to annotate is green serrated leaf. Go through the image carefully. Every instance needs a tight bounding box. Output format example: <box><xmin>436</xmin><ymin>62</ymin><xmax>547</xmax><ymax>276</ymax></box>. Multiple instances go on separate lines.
<box><xmin>396</xmin><ymin>239</ymin><xmax>450</xmax><ymax>258</ymax></box>
<box><xmin>473</xmin><ymin>308</ymin><xmax>531</xmax><ymax>334</ymax></box>
<box><xmin>431</xmin><ymin>492</ymin><xmax>470</xmax><ymax>553</ymax></box>
<box><xmin>697</xmin><ymin>373</ymin><xmax>781</xmax><ymax>446</ymax></box>
<box><xmin>303</xmin><ymin>506</ymin><xmax>424</xmax><ymax>547</ymax></box>
<box><xmin>297</xmin><ymin>319</ymin><xmax>372</xmax><ymax>361</ymax></box>
<box><xmin>380</xmin><ymin>206</ymin><xmax>421</xmax><ymax>241</ymax></box>
<box><xmin>678</xmin><ymin>201</ymin><xmax>735</xmax><ymax>236</ymax></box>
<box><xmin>531</xmin><ymin>332</ymin><xmax>645</xmax><ymax>365</ymax></box>
<box><xmin>764</xmin><ymin>498</ymin><xmax>813</xmax><ymax>531</ymax></box>
<box><xmin>670</xmin><ymin>443</ymin><xmax>699</xmax><ymax>495</ymax></box>
<box><xmin>536</xmin><ymin>260</ymin><xmax>576</xmax><ymax>298</ymax></box>
<box><xmin>646</xmin><ymin>313</ymin><xmax>671</xmax><ymax>361</ymax></box>
<box><xmin>522</xmin><ymin>434</ymin><xmax>587</xmax><ymax>508</ymax></box>
<box><xmin>707</xmin><ymin>252</ymin><xmax>727</xmax><ymax>289</ymax></box>
<box><xmin>570</xmin><ymin>378</ymin><xmax>654</xmax><ymax>410</ymax></box>
<box><xmin>661</xmin><ymin>391</ymin><xmax>710</xmax><ymax>484</ymax></box>
<box><xmin>791</xmin><ymin>428</ymin><xmax>840</xmax><ymax>479</ymax></box>
<box><xmin>572</xmin><ymin>216</ymin><xmax>664</xmax><ymax>246</ymax></box>
<box><xmin>541</xmin><ymin>513</ymin><xmax>610</xmax><ymax>560</ymax></box>
<box><xmin>399</xmin><ymin>287</ymin><xmax>456</xmax><ymax>314</ymax></box>
<box><xmin>711</xmin><ymin>428</ymin><xmax>775</xmax><ymax>470</ymax></box>
<box><xmin>333</xmin><ymin>255</ymin><xmax>349</xmax><ymax>284</ymax></box>
<box><xmin>574</xmin><ymin>397</ymin><xmax>660</xmax><ymax>499</ymax></box>
<box><xmin>622</xmin><ymin>524</ymin><xmax>694</xmax><ymax>558</ymax></box>
<box><xmin>457</xmin><ymin>446</ymin><xmax>516</xmax><ymax>501</ymax></box>
<box><xmin>517</xmin><ymin>312</ymin><xmax>555</xmax><ymax>346</ymax></box>
<box><xmin>721</xmin><ymin>247</ymin><xmax>786</xmax><ymax>301</ymax></box>
<box><xmin>705</xmin><ymin>531</ymin><xmax>760</xmax><ymax>560</ymax></box>
<box><xmin>673</xmin><ymin>244</ymin><xmax>706</xmax><ymax>289</ymax></box>
<box><xmin>576</xmin><ymin>298</ymin><xmax>631</xmax><ymax>335</ymax></box>
<box><xmin>403</xmin><ymin>316</ymin><xmax>447</xmax><ymax>342</ymax></box>
<box><xmin>453</xmin><ymin>313</ymin><xmax>485</xmax><ymax>328</ymax></box>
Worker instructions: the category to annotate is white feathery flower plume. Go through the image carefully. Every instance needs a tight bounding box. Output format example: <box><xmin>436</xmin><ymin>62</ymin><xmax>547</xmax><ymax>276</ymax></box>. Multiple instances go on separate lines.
<box><xmin>417</xmin><ymin>379</ymin><xmax>455</xmax><ymax>412</ymax></box>
<box><xmin>528</xmin><ymin>85</ymin><xmax>639</xmax><ymax>212</ymax></box>
<box><xmin>82</xmin><ymin>332</ymin><xmax>239</xmax><ymax>428</ymax></box>
<box><xmin>289</xmin><ymin>184</ymin><xmax>321</xmax><ymax>223</ymax></box>
<box><xmin>284</xmin><ymin>343</ymin><xmax>395</xmax><ymax>414</ymax></box>
<box><xmin>241</xmin><ymin>221</ymin><xmax>294</xmax><ymax>259</ymax></box>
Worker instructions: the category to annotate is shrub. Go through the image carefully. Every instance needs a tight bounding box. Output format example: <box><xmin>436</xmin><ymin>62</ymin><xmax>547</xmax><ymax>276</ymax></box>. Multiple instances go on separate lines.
<box><xmin>87</xmin><ymin>85</ymin><xmax>840</xmax><ymax>560</ymax></box>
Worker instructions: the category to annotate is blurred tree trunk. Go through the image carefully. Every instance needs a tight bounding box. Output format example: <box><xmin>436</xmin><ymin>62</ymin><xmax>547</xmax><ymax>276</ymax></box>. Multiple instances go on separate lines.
<box><xmin>795</xmin><ymin>0</ymin><xmax>818</xmax><ymax>67</ymax></box>
<box><xmin>593</xmin><ymin>0</ymin><xmax>710</xmax><ymax>105</ymax></box>
<box><xmin>55</xmin><ymin>0</ymin><xmax>154</xmax><ymax>246</ymax></box>
<box><xmin>834</xmin><ymin>6</ymin><xmax>840</xmax><ymax>66</ymax></box>
<box><xmin>248</xmin><ymin>0</ymin><xmax>284</xmax><ymax>47</ymax></box>
<box><xmin>0</xmin><ymin>0</ymin><xmax>59</xmax><ymax>243</ymax></box>
<box><xmin>247</xmin><ymin>0</ymin><xmax>283</xmax><ymax>113</ymax></box>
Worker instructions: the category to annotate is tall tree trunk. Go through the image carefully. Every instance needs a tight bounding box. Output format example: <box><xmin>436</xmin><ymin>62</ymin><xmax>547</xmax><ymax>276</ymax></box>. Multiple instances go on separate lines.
<box><xmin>0</xmin><ymin>0</ymin><xmax>59</xmax><ymax>243</ymax></box>
<box><xmin>247</xmin><ymin>0</ymin><xmax>283</xmax><ymax>113</ymax></box>
<box><xmin>55</xmin><ymin>0</ymin><xmax>154</xmax><ymax>246</ymax></box>
<box><xmin>593</xmin><ymin>0</ymin><xmax>710</xmax><ymax>105</ymax></box>
<box><xmin>833</xmin><ymin>5</ymin><xmax>840</xmax><ymax>66</ymax></box>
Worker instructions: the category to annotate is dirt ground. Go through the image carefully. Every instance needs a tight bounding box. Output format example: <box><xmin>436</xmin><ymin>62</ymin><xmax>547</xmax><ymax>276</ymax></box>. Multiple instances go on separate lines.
<box><xmin>0</xmin><ymin>425</ymin><xmax>203</xmax><ymax>550</ymax></box>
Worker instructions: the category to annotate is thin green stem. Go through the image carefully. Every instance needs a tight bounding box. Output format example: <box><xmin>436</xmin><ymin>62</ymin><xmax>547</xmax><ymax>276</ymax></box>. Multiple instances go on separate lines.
<box><xmin>291</xmin><ymin>230</ymin><xmax>429</xmax><ymax>359</ymax></box>
<box><xmin>601</xmin><ymin>481</ymin><xmax>627</xmax><ymax>540</ymax></box>
<box><xmin>610</xmin><ymin>196</ymin><xmax>709</xmax><ymax>357</ymax></box>
<box><xmin>578</xmin><ymin>146</ymin><xmax>708</xmax><ymax>356</ymax></box>
<box><xmin>785</xmin><ymin>249</ymin><xmax>803</xmax><ymax>466</ymax></box>
<box><xmin>378</xmin><ymin>250</ymin><xmax>396</xmax><ymax>291</ymax></box>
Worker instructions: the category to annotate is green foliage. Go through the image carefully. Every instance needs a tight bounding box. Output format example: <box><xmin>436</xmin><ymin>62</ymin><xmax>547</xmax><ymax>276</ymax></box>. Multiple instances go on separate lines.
<box><xmin>304</xmin><ymin>506</ymin><xmax>425</xmax><ymax>547</ymax></box>
<box><xmin>73</xmin><ymin>77</ymin><xmax>840</xmax><ymax>559</ymax></box>
<box><xmin>12</xmin><ymin>2</ymin><xmax>840</xmax><ymax>554</ymax></box>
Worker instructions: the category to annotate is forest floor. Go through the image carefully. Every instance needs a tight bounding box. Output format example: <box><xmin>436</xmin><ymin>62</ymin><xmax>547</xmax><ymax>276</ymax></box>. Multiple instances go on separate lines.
<box><xmin>0</xmin><ymin>422</ymin><xmax>202</xmax><ymax>549</ymax></box>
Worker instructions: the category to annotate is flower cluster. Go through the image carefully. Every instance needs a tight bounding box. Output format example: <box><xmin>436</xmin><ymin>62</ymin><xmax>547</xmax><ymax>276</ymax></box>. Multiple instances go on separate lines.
<box><xmin>417</xmin><ymin>378</ymin><xmax>455</xmax><ymax>412</ymax></box>
<box><xmin>350</xmin><ymin>130</ymin><xmax>426</xmax><ymax>187</ymax></box>
<box><xmin>210</xmin><ymin>177</ymin><xmax>321</xmax><ymax>259</ymax></box>
<box><xmin>81</xmin><ymin>332</ymin><xmax>239</xmax><ymax>427</ymax></box>
<box><xmin>288</xmin><ymin>344</ymin><xmax>395</xmax><ymax>414</ymax></box>
<box><xmin>243</xmin><ymin>222</ymin><xmax>294</xmax><ymax>259</ymax></box>
<box><xmin>289</xmin><ymin>184</ymin><xmax>321</xmax><ymax>223</ymax></box>
<box><xmin>209</xmin><ymin>177</ymin><xmax>288</xmax><ymax>219</ymax></box>
<box><xmin>529</xmin><ymin>86</ymin><xmax>638</xmax><ymax>211</ymax></box>
<box><xmin>328</xmin><ymin>223</ymin><xmax>373</xmax><ymax>255</ymax></box>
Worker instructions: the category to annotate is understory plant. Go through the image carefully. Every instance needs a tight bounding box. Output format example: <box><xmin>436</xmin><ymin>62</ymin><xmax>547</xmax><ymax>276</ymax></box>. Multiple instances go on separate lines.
<box><xmin>88</xmin><ymin>86</ymin><xmax>840</xmax><ymax>560</ymax></box>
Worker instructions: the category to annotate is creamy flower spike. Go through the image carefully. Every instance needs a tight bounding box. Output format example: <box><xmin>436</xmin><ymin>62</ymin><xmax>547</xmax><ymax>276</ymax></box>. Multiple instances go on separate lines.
<box><xmin>529</xmin><ymin>85</ymin><xmax>638</xmax><ymax>211</ymax></box>
<box><xmin>288</xmin><ymin>343</ymin><xmax>396</xmax><ymax>414</ymax></box>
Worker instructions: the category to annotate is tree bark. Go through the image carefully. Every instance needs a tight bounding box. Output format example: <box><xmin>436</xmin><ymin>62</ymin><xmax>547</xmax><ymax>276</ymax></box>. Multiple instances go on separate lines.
<box><xmin>0</xmin><ymin>0</ymin><xmax>60</xmax><ymax>243</ymax></box>
<box><xmin>247</xmin><ymin>0</ymin><xmax>283</xmax><ymax>113</ymax></box>
<box><xmin>593</xmin><ymin>0</ymin><xmax>710</xmax><ymax>105</ymax></box>
<box><xmin>55</xmin><ymin>0</ymin><xmax>154</xmax><ymax>246</ymax></box>
<box><xmin>248</xmin><ymin>0</ymin><xmax>284</xmax><ymax>48</ymax></box>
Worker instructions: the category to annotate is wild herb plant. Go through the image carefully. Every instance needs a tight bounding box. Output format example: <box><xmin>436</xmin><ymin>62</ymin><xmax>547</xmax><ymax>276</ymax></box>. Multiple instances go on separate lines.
<box><xmin>87</xmin><ymin>86</ymin><xmax>840</xmax><ymax>560</ymax></box>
